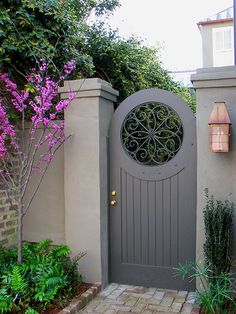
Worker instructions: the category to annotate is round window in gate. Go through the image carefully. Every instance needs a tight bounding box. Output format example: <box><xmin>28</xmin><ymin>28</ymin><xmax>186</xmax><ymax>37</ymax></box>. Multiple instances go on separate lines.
<box><xmin>121</xmin><ymin>102</ymin><xmax>183</xmax><ymax>166</ymax></box>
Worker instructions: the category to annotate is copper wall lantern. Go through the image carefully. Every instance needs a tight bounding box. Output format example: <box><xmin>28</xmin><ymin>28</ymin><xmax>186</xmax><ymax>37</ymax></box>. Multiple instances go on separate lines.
<box><xmin>209</xmin><ymin>102</ymin><xmax>231</xmax><ymax>152</ymax></box>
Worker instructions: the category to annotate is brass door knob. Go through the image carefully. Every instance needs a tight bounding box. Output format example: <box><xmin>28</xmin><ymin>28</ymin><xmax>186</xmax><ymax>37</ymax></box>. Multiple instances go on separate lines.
<box><xmin>111</xmin><ymin>200</ymin><xmax>117</xmax><ymax>206</ymax></box>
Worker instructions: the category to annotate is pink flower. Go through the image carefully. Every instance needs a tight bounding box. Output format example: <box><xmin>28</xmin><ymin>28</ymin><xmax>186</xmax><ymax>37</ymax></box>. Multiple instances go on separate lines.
<box><xmin>0</xmin><ymin>59</ymin><xmax>76</xmax><ymax>172</ymax></box>
<box><xmin>0</xmin><ymin>100</ymin><xmax>18</xmax><ymax>157</ymax></box>
<box><xmin>64</xmin><ymin>60</ymin><xmax>76</xmax><ymax>75</ymax></box>
<box><xmin>50</xmin><ymin>113</ymin><xmax>56</xmax><ymax>120</ymax></box>
<box><xmin>0</xmin><ymin>73</ymin><xmax>17</xmax><ymax>90</ymax></box>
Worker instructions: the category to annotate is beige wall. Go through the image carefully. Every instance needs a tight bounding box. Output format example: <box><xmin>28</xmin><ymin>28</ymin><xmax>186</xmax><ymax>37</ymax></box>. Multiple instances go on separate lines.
<box><xmin>23</xmin><ymin>125</ymin><xmax>65</xmax><ymax>245</ymax></box>
<box><xmin>200</xmin><ymin>21</ymin><xmax>233</xmax><ymax>68</ymax></box>
<box><xmin>192</xmin><ymin>66</ymin><xmax>236</xmax><ymax>262</ymax></box>
<box><xmin>23</xmin><ymin>79</ymin><xmax>118</xmax><ymax>285</ymax></box>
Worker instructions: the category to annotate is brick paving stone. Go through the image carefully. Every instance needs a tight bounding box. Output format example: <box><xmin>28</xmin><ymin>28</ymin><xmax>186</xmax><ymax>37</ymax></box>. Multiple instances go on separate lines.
<box><xmin>147</xmin><ymin>303</ymin><xmax>162</xmax><ymax>311</ymax></box>
<box><xmin>174</xmin><ymin>296</ymin><xmax>187</xmax><ymax>303</ymax></box>
<box><xmin>165</xmin><ymin>291</ymin><xmax>179</xmax><ymax>298</ymax></box>
<box><xmin>147</xmin><ymin>298</ymin><xmax>161</xmax><ymax>305</ymax></box>
<box><xmin>106</xmin><ymin>293</ymin><xmax>123</xmax><ymax>300</ymax></box>
<box><xmin>117</xmin><ymin>294</ymin><xmax>129</xmax><ymax>303</ymax></box>
<box><xmin>79</xmin><ymin>306</ymin><xmax>95</xmax><ymax>312</ymax></box>
<box><xmin>171</xmin><ymin>301</ymin><xmax>183</xmax><ymax>312</ymax></box>
<box><xmin>110</xmin><ymin>305</ymin><xmax>131</xmax><ymax>311</ymax></box>
<box><xmin>137</xmin><ymin>297</ymin><xmax>150</xmax><ymax>305</ymax></box>
<box><xmin>104</xmin><ymin>299</ymin><xmax>125</xmax><ymax>305</ymax></box>
<box><xmin>155</xmin><ymin>305</ymin><xmax>172</xmax><ymax>312</ymax></box>
<box><xmin>156</xmin><ymin>312</ymin><xmax>178</xmax><ymax>314</ymax></box>
<box><xmin>99</xmin><ymin>285</ymin><xmax>117</xmax><ymax>298</ymax></box>
<box><xmin>159</xmin><ymin>289</ymin><xmax>178</xmax><ymax>293</ymax></box>
<box><xmin>116</xmin><ymin>312</ymin><xmax>133</xmax><ymax>314</ymax></box>
<box><xmin>178</xmin><ymin>291</ymin><xmax>188</xmax><ymax>297</ymax></box>
<box><xmin>145</xmin><ymin>288</ymin><xmax>157</xmax><ymax>296</ymax></box>
<box><xmin>131</xmin><ymin>303</ymin><xmax>146</xmax><ymax>313</ymax></box>
<box><xmin>124</xmin><ymin>292</ymin><xmax>152</xmax><ymax>299</ymax></box>
<box><xmin>126</xmin><ymin>286</ymin><xmax>147</xmax><ymax>293</ymax></box>
<box><xmin>125</xmin><ymin>296</ymin><xmax>139</xmax><ymax>306</ymax></box>
<box><xmin>78</xmin><ymin>284</ymin><xmax>199</xmax><ymax>314</ymax></box>
<box><xmin>82</xmin><ymin>299</ymin><xmax>101</xmax><ymax>309</ymax></box>
<box><xmin>181</xmin><ymin>303</ymin><xmax>193</xmax><ymax>314</ymax></box>
<box><xmin>93</xmin><ymin>303</ymin><xmax>109</xmax><ymax>313</ymax></box>
<box><xmin>153</xmin><ymin>290</ymin><xmax>165</xmax><ymax>300</ymax></box>
<box><xmin>106</xmin><ymin>286</ymin><xmax>126</xmax><ymax>299</ymax></box>
<box><xmin>160</xmin><ymin>297</ymin><xmax>174</xmax><ymax>307</ymax></box>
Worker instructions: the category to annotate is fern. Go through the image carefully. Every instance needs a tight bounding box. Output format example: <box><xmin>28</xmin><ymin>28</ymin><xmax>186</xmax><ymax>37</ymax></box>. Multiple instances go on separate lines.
<box><xmin>35</xmin><ymin>239</ymin><xmax>52</xmax><ymax>255</ymax></box>
<box><xmin>0</xmin><ymin>246</ymin><xmax>17</xmax><ymax>277</ymax></box>
<box><xmin>0</xmin><ymin>289</ymin><xmax>14</xmax><ymax>313</ymax></box>
<box><xmin>25</xmin><ymin>307</ymin><xmax>39</xmax><ymax>314</ymax></box>
<box><xmin>9</xmin><ymin>265</ymin><xmax>29</xmax><ymax>297</ymax></box>
<box><xmin>0</xmin><ymin>240</ymin><xmax>85</xmax><ymax>312</ymax></box>
<box><xmin>50</xmin><ymin>245</ymin><xmax>70</xmax><ymax>258</ymax></box>
<box><xmin>34</xmin><ymin>264</ymin><xmax>67</xmax><ymax>303</ymax></box>
<box><xmin>22</xmin><ymin>242</ymin><xmax>37</xmax><ymax>262</ymax></box>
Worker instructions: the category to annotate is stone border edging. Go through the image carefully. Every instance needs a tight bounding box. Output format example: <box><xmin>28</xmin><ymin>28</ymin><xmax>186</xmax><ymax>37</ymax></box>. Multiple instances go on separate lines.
<box><xmin>58</xmin><ymin>282</ymin><xmax>101</xmax><ymax>314</ymax></box>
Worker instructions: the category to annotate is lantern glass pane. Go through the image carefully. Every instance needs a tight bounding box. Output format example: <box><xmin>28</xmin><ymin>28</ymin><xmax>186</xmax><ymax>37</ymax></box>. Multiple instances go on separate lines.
<box><xmin>210</xmin><ymin>124</ymin><xmax>229</xmax><ymax>152</ymax></box>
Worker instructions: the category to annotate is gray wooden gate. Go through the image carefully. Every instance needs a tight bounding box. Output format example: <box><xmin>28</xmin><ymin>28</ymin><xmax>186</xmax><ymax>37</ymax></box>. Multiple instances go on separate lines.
<box><xmin>109</xmin><ymin>89</ymin><xmax>196</xmax><ymax>290</ymax></box>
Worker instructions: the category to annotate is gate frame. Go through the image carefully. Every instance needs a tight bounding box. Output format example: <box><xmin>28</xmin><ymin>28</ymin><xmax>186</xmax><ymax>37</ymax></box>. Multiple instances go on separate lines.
<box><xmin>109</xmin><ymin>88</ymin><xmax>197</xmax><ymax>289</ymax></box>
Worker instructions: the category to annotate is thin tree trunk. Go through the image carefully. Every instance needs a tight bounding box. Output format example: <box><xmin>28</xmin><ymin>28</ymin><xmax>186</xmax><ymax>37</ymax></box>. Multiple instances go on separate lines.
<box><xmin>17</xmin><ymin>207</ymin><xmax>23</xmax><ymax>263</ymax></box>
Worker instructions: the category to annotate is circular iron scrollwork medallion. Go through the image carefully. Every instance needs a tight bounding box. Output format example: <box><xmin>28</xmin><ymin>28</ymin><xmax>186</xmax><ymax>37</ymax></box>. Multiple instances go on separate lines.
<box><xmin>121</xmin><ymin>102</ymin><xmax>183</xmax><ymax>166</ymax></box>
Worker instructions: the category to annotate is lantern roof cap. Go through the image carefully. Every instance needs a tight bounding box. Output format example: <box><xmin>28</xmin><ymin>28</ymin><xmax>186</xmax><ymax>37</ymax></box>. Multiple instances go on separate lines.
<box><xmin>209</xmin><ymin>102</ymin><xmax>231</xmax><ymax>124</ymax></box>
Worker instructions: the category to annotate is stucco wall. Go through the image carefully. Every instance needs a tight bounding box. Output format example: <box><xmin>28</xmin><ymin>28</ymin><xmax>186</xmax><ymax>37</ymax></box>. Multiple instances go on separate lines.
<box><xmin>23</xmin><ymin>125</ymin><xmax>65</xmax><ymax>245</ymax></box>
<box><xmin>192</xmin><ymin>66</ymin><xmax>236</xmax><ymax>262</ymax></box>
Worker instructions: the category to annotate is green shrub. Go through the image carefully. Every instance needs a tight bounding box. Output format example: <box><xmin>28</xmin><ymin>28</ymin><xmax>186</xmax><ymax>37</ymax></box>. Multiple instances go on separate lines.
<box><xmin>177</xmin><ymin>191</ymin><xmax>235</xmax><ymax>313</ymax></box>
<box><xmin>0</xmin><ymin>240</ymin><xmax>85</xmax><ymax>313</ymax></box>
<box><xmin>204</xmin><ymin>189</ymin><xmax>234</xmax><ymax>278</ymax></box>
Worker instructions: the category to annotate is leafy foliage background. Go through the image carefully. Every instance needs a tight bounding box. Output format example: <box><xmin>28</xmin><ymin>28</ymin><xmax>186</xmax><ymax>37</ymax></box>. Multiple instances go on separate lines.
<box><xmin>0</xmin><ymin>0</ymin><xmax>195</xmax><ymax>110</ymax></box>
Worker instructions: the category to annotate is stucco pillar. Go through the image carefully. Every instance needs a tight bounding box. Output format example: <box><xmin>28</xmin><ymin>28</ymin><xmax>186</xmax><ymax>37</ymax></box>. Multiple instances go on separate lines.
<box><xmin>59</xmin><ymin>78</ymin><xmax>118</xmax><ymax>285</ymax></box>
<box><xmin>191</xmin><ymin>66</ymin><xmax>236</xmax><ymax>263</ymax></box>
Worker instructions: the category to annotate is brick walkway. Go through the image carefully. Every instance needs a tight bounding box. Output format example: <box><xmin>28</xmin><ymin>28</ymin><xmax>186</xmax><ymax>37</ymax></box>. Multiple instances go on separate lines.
<box><xmin>78</xmin><ymin>283</ymin><xmax>200</xmax><ymax>313</ymax></box>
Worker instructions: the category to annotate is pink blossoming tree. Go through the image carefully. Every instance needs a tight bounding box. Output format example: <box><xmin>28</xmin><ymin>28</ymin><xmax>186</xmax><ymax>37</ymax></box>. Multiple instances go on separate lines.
<box><xmin>0</xmin><ymin>60</ymin><xmax>76</xmax><ymax>262</ymax></box>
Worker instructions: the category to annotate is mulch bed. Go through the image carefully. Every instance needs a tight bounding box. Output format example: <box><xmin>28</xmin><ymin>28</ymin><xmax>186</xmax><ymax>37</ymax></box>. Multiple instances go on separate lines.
<box><xmin>41</xmin><ymin>282</ymin><xmax>92</xmax><ymax>314</ymax></box>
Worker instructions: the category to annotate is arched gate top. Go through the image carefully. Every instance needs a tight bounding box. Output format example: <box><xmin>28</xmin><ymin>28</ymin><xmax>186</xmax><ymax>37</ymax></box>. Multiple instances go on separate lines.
<box><xmin>110</xmin><ymin>88</ymin><xmax>196</xmax><ymax>181</ymax></box>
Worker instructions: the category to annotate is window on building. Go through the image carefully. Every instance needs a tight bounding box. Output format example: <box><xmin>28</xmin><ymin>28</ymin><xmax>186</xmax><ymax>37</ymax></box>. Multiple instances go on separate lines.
<box><xmin>213</xmin><ymin>26</ymin><xmax>234</xmax><ymax>66</ymax></box>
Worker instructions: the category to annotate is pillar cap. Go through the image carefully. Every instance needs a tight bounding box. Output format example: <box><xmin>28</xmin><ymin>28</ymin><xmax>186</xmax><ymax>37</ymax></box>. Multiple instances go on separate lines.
<box><xmin>191</xmin><ymin>66</ymin><xmax>236</xmax><ymax>89</ymax></box>
<box><xmin>59</xmin><ymin>78</ymin><xmax>119</xmax><ymax>102</ymax></box>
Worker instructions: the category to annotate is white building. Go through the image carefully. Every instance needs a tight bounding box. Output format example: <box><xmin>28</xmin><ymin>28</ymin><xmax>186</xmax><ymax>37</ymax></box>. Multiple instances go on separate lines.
<box><xmin>198</xmin><ymin>7</ymin><xmax>234</xmax><ymax>67</ymax></box>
